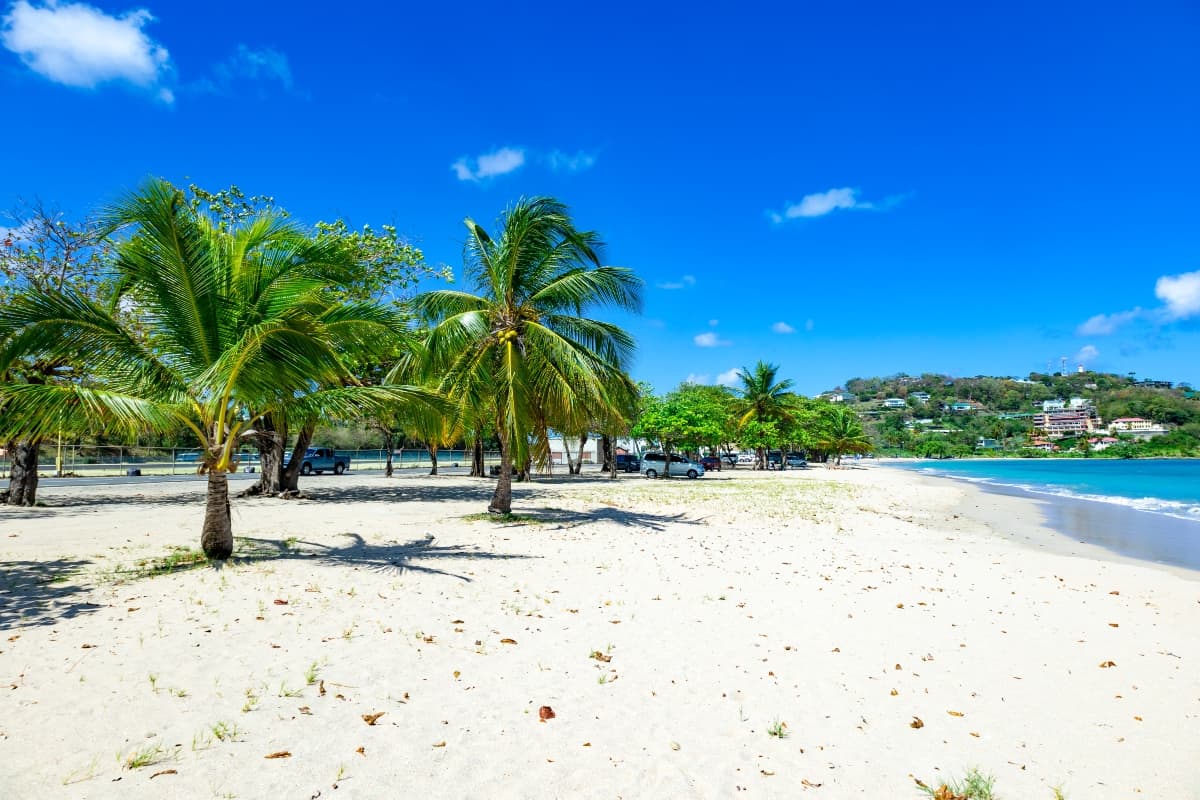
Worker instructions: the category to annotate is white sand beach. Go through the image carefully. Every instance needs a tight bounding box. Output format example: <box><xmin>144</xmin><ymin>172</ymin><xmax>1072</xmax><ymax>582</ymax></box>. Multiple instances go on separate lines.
<box><xmin>2</xmin><ymin>467</ymin><xmax>1198</xmax><ymax>799</ymax></box>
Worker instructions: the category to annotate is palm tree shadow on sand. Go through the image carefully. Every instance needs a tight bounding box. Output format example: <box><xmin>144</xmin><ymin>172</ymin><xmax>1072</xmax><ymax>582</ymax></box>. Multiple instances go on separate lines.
<box><xmin>228</xmin><ymin>533</ymin><xmax>534</xmax><ymax>581</ymax></box>
<box><xmin>0</xmin><ymin>558</ymin><xmax>105</xmax><ymax>631</ymax></box>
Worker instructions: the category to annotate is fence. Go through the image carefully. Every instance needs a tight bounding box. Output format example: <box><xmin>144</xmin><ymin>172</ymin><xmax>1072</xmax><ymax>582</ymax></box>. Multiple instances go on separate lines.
<box><xmin>0</xmin><ymin>446</ymin><xmax>503</xmax><ymax>479</ymax></box>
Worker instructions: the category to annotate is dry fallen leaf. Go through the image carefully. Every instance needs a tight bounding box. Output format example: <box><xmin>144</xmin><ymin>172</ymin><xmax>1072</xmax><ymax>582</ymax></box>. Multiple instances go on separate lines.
<box><xmin>355</xmin><ymin>746</ymin><xmax>365</xmax><ymax>756</ymax></box>
<box><xmin>1099</xmin><ymin>660</ymin><xmax>1117</xmax><ymax>668</ymax></box>
<box><xmin>539</xmin><ymin>705</ymin><xmax>556</xmax><ymax>721</ymax></box>
<box><xmin>1133</xmin><ymin>715</ymin><xmax>1143</xmax><ymax>721</ymax></box>
<box><xmin>452</xmin><ymin>619</ymin><xmax>465</xmax><ymax>624</ymax></box>
<box><xmin>264</xmin><ymin>751</ymin><xmax>291</xmax><ymax>759</ymax></box>
<box><xmin>969</xmin><ymin>732</ymin><xmax>980</xmax><ymax>738</ymax></box>
<box><xmin>582</xmin><ymin>742</ymin><xmax>591</xmax><ymax>747</ymax></box>
<box><xmin>890</xmin><ymin>689</ymin><xmax>899</xmax><ymax>696</ymax></box>
<box><xmin>670</xmin><ymin>741</ymin><xmax>680</xmax><ymax>751</ymax></box>
<box><xmin>80</xmin><ymin>644</ymin><xmax>95</xmax><ymax>649</ymax></box>
<box><xmin>801</xmin><ymin>779</ymin><xmax>822</xmax><ymax>788</ymax></box>
<box><xmin>590</xmin><ymin>651</ymin><xmax>612</xmax><ymax>663</ymax></box>
<box><xmin>1109</xmin><ymin>590</ymin><xmax>1120</xmax><ymax>595</ymax></box>
<box><xmin>273</xmin><ymin>599</ymin><xmax>288</xmax><ymax>605</ymax></box>
<box><xmin>319</xmin><ymin>680</ymin><xmax>326</xmax><ymax>697</ymax></box>
<box><xmin>453</xmin><ymin>670</ymin><xmax>461</xmax><ymax>679</ymax></box>
<box><xmin>947</xmin><ymin>710</ymin><xmax>964</xmax><ymax>717</ymax></box>
<box><xmin>1109</xmin><ymin>623</ymin><xmax>1119</xmax><ymax>628</ymax></box>
<box><xmin>362</xmin><ymin>712</ymin><xmax>385</xmax><ymax>725</ymax></box>
<box><xmin>761</xmin><ymin>769</ymin><xmax>775</xmax><ymax>776</ymax></box>
<box><xmin>500</xmin><ymin>638</ymin><xmax>517</xmax><ymax>645</ymax></box>
<box><xmin>432</xmin><ymin>741</ymin><xmax>446</xmax><ymax>748</ymax></box>
<box><xmin>149</xmin><ymin>769</ymin><xmax>177</xmax><ymax>779</ymax></box>
<box><xmin>910</xmin><ymin>717</ymin><xmax>924</xmax><ymax>729</ymax></box>
<box><xmin>298</xmin><ymin>706</ymin><xmax>311</xmax><ymax>715</ymax></box>
<box><xmin>422</xmin><ymin>635</ymin><xmax>435</xmax><ymax>643</ymax></box>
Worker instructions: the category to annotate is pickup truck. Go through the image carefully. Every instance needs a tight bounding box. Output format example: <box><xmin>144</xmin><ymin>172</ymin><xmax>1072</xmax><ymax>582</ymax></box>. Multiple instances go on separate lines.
<box><xmin>292</xmin><ymin>447</ymin><xmax>351</xmax><ymax>475</ymax></box>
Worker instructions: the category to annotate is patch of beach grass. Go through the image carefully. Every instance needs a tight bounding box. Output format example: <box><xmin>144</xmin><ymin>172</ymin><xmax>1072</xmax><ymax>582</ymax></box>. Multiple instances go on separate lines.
<box><xmin>462</xmin><ymin>511</ymin><xmax>546</xmax><ymax>525</ymax></box>
<box><xmin>914</xmin><ymin>768</ymin><xmax>996</xmax><ymax>799</ymax></box>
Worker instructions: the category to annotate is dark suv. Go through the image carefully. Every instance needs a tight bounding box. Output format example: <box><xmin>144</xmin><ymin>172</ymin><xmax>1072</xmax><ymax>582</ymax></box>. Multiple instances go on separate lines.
<box><xmin>614</xmin><ymin>454</ymin><xmax>641</xmax><ymax>473</ymax></box>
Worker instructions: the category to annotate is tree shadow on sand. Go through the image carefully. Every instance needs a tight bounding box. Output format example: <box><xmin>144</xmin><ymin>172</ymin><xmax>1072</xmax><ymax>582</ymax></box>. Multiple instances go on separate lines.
<box><xmin>476</xmin><ymin>506</ymin><xmax>702</xmax><ymax>532</ymax></box>
<box><xmin>0</xmin><ymin>558</ymin><xmax>104</xmax><ymax>631</ymax></box>
<box><xmin>109</xmin><ymin>533</ymin><xmax>536</xmax><ymax>585</ymax></box>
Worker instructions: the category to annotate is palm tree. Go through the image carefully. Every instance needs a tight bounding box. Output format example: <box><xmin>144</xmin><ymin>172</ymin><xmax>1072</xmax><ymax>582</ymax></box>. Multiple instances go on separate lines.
<box><xmin>0</xmin><ymin>179</ymin><xmax>434</xmax><ymax>559</ymax></box>
<box><xmin>411</xmin><ymin>197</ymin><xmax>642</xmax><ymax>514</ymax></box>
<box><xmin>818</xmin><ymin>405</ymin><xmax>873</xmax><ymax>465</ymax></box>
<box><xmin>733</xmin><ymin>361</ymin><xmax>795</xmax><ymax>469</ymax></box>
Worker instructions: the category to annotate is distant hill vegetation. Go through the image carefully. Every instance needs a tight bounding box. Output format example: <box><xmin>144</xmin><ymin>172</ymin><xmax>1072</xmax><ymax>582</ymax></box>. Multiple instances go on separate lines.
<box><xmin>838</xmin><ymin>372</ymin><xmax>1200</xmax><ymax>458</ymax></box>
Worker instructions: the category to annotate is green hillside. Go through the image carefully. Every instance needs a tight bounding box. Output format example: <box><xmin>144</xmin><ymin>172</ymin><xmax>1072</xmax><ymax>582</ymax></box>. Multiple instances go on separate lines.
<box><xmin>836</xmin><ymin>372</ymin><xmax>1200</xmax><ymax>458</ymax></box>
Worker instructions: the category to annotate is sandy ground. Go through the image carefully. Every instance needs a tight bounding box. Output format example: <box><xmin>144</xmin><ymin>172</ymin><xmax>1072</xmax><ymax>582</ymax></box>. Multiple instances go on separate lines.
<box><xmin>1</xmin><ymin>467</ymin><xmax>1198</xmax><ymax>799</ymax></box>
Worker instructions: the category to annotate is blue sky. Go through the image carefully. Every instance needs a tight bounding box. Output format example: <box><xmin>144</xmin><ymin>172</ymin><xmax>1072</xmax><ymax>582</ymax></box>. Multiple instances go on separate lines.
<box><xmin>2</xmin><ymin>0</ymin><xmax>1198</xmax><ymax>394</ymax></box>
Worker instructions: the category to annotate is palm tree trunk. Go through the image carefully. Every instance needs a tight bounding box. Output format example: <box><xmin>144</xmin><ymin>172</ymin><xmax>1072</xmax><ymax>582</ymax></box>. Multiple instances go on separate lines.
<box><xmin>241</xmin><ymin>415</ymin><xmax>284</xmax><ymax>497</ymax></box>
<box><xmin>383</xmin><ymin>431</ymin><xmax>395</xmax><ymax>477</ymax></box>
<box><xmin>489</xmin><ymin>433</ymin><xmax>513</xmax><ymax>514</ymax></box>
<box><xmin>600</xmin><ymin>434</ymin><xmax>613</xmax><ymax>472</ymax></box>
<box><xmin>201</xmin><ymin>471</ymin><xmax>233</xmax><ymax>560</ymax></box>
<box><xmin>429</xmin><ymin>444</ymin><xmax>439</xmax><ymax>476</ymax></box>
<box><xmin>4</xmin><ymin>439</ymin><xmax>41</xmax><ymax>507</ymax></box>
<box><xmin>470</xmin><ymin>436</ymin><xmax>484</xmax><ymax>477</ymax></box>
<box><xmin>755</xmin><ymin>446</ymin><xmax>766</xmax><ymax>471</ymax></box>
<box><xmin>281</xmin><ymin>422</ymin><xmax>315</xmax><ymax>493</ymax></box>
<box><xmin>571</xmin><ymin>433</ymin><xmax>588</xmax><ymax>475</ymax></box>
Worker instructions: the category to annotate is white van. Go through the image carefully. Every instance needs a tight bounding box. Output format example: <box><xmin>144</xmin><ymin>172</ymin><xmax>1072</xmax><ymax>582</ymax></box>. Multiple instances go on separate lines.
<box><xmin>641</xmin><ymin>452</ymin><xmax>705</xmax><ymax>479</ymax></box>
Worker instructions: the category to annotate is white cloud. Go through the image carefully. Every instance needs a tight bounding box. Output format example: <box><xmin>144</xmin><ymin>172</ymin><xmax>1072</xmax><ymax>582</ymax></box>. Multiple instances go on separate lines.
<box><xmin>656</xmin><ymin>274</ymin><xmax>695</xmax><ymax>290</ymax></box>
<box><xmin>685</xmin><ymin>373</ymin><xmax>710</xmax><ymax>385</ymax></box>
<box><xmin>1075</xmin><ymin>344</ymin><xmax>1100</xmax><ymax>364</ymax></box>
<box><xmin>694</xmin><ymin>331</ymin><xmax>730</xmax><ymax>347</ymax></box>
<box><xmin>452</xmin><ymin>147</ymin><xmax>526</xmax><ymax>182</ymax></box>
<box><xmin>1</xmin><ymin>0</ymin><xmax>172</xmax><ymax>100</ymax></box>
<box><xmin>771</xmin><ymin>321</ymin><xmax>795</xmax><ymax>334</ymax></box>
<box><xmin>213</xmin><ymin>44</ymin><xmax>291</xmax><ymax>88</ymax></box>
<box><xmin>546</xmin><ymin>150</ymin><xmax>597</xmax><ymax>173</ymax></box>
<box><xmin>1155</xmin><ymin>270</ymin><xmax>1200</xmax><ymax>320</ymax></box>
<box><xmin>1077</xmin><ymin>308</ymin><xmax>1141</xmax><ymax>336</ymax></box>
<box><xmin>716</xmin><ymin>368</ymin><xmax>741</xmax><ymax>386</ymax></box>
<box><xmin>769</xmin><ymin>187</ymin><xmax>908</xmax><ymax>224</ymax></box>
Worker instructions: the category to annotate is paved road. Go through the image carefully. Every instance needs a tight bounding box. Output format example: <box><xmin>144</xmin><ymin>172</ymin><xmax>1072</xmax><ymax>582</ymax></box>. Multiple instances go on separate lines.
<box><xmin>26</xmin><ymin>465</ymin><xmax>496</xmax><ymax>489</ymax></box>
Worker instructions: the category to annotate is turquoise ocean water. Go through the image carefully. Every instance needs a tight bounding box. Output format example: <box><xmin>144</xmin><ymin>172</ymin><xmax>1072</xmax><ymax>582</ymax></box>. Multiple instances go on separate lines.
<box><xmin>894</xmin><ymin>458</ymin><xmax>1200</xmax><ymax>521</ymax></box>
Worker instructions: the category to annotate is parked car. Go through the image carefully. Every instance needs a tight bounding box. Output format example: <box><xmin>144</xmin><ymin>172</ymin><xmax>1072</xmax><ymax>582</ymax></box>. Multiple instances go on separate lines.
<box><xmin>287</xmin><ymin>447</ymin><xmax>351</xmax><ymax>475</ymax></box>
<box><xmin>785</xmin><ymin>452</ymin><xmax>808</xmax><ymax>468</ymax></box>
<box><xmin>721</xmin><ymin>453</ymin><xmax>739</xmax><ymax>468</ymax></box>
<box><xmin>641</xmin><ymin>452</ymin><xmax>705</xmax><ymax>479</ymax></box>
<box><xmin>766</xmin><ymin>450</ymin><xmax>783</xmax><ymax>469</ymax></box>
<box><xmin>614</xmin><ymin>453</ymin><xmax>641</xmax><ymax>473</ymax></box>
<box><xmin>736</xmin><ymin>452</ymin><xmax>756</xmax><ymax>465</ymax></box>
<box><xmin>699</xmin><ymin>455</ymin><xmax>722</xmax><ymax>471</ymax></box>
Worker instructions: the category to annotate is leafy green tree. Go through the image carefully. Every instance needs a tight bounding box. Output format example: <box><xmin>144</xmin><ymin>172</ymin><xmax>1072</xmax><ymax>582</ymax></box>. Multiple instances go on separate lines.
<box><xmin>632</xmin><ymin>383</ymin><xmax>728</xmax><ymax>477</ymax></box>
<box><xmin>411</xmin><ymin>197</ymin><xmax>642</xmax><ymax>513</ymax></box>
<box><xmin>0</xmin><ymin>179</ymin><xmax>434</xmax><ymax>557</ymax></box>
<box><xmin>0</xmin><ymin>202</ymin><xmax>110</xmax><ymax>504</ymax></box>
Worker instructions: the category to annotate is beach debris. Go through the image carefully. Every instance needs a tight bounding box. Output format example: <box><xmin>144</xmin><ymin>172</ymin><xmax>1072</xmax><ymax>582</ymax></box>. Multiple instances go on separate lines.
<box><xmin>801</xmin><ymin>778</ymin><xmax>822</xmax><ymax>788</ymax></box>
<box><xmin>319</xmin><ymin>680</ymin><xmax>326</xmax><ymax>696</ymax></box>
<box><xmin>500</xmin><ymin>638</ymin><xmax>517</xmax><ymax>645</ymax></box>
<box><xmin>1109</xmin><ymin>590</ymin><xmax>1120</xmax><ymax>595</ymax></box>
<box><xmin>453</xmin><ymin>670</ymin><xmax>461</xmax><ymax>680</ymax></box>
<box><xmin>265</xmin><ymin>751</ymin><xmax>291</xmax><ymax>759</ymax></box>
<box><xmin>910</xmin><ymin>717</ymin><xmax>924</xmax><ymax>729</ymax></box>
<box><xmin>432</xmin><ymin>741</ymin><xmax>446</xmax><ymax>748</ymax></box>
<box><xmin>590</xmin><ymin>651</ymin><xmax>612</xmax><ymax>663</ymax></box>
<box><xmin>1134</xmin><ymin>715</ymin><xmax>1143</xmax><ymax>721</ymax></box>
<box><xmin>538</xmin><ymin>705</ymin><xmax>556</xmax><ymax>721</ymax></box>
<box><xmin>452</xmin><ymin>619</ymin><xmax>465</xmax><ymax>624</ymax></box>
<box><xmin>670</xmin><ymin>741</ymin><xmax>681</xmax><ymax>751</ymax></box>
<box><xmin>890</xmin><ymin>689</ymin><xmax>899</xmax><ymax>696</ymax></box>
<box><xmin>273</xmin><ymin>599</ymin><xmax>288</xmax><ymax>605</ymax></box>
<box><xmin>760</xmin><ymin>770</ymin><xmax>775</xmax><ymax>776</ymax></box>
<box><xmin>81</xmin><ymin>644</ymin><xmax>95</xmax><ymax>649</ymax></box>
<box><xmin>1099</xmin><ymin>660</ymin><xmax>1117</xmax><ymax>668</ymax></box>
<box><xmin>583</xmin><ymin>742</ymin><xmax>591</xmax><ymax>747</ymax></box>
<box><xmin>362</xmin><ymin>713</ymin><xmax>384</xmax><ymax>725</ymax></box>
<box><xmin>1109</xmin><ymin>623</ymin><xmax>1119</xmax><ymax>627</ymax></box>
<box><xmin>298</xmin><ymin>706</ymin><xmax>311</xmax><ymax>715</ymax></box>
<box><xmin>149</xmin><ymin>769</ymin><xmax>177</xmax><ymax>779</ymax></box>
<box><xmin>947</xmin><ymin>710</ymin><xmax>964</xmax><ymax>717</ymax></box>
<box><xmin>422</xmin><ymin>635</ymin><xmax>435</xmax><ymax>643</ymax></box>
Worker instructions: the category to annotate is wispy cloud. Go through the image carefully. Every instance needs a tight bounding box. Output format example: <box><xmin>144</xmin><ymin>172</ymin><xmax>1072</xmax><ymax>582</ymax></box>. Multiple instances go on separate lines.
<box><xmin>771</xmin><ymin>321</ymin><xmax>795</xmax><ymax>334</ymax></box>
<box><xmin>685</xmin><ymin>373</ymin><xmax>710</xmax><ymax>384</ymax></box>
<box><xmin>545</xmin><ymin>150</ymin><xmax>597</xmax><ymax>173</ymax></box>
<box><xmin>452</xmin><ymin>147</ymin><xmax>526</xmax><ymax>182</ymax></box>
<box><xmin>716</xmin><ymin>367</ymin><xmax>741</xmax><ymax>387</ymax></box>
<box><xmin>1077</xmin><ymin>309</ymin><xmax>1141</xmax><ymax>336</ymax></box>
<box><xmin>694</xmin><ymin>331</ymin><xmax>730</xmax><ymax>347</ymax></box>
<box><xmin>768</xmin><ymin>187</ymin><xmax>907</xmax><ymax>224</ymax></box>
<box><xmin>190</xmin><ymin>44</ymin><xmax>294</xmax><ymax>95</ymax></box>
<box><xmin>1075</xmin><ymin>344</ymin><xmax>1099</xmax><ymax>365</ymax></box>
<box><xmin>1</xmin><ymin>0</ymin><xmax>173</xmax><ymax>102</ymax></box>
<box><xmin>1076</xmin><ymin>268</ymin><xmax>1200</xmax><ymax>336</ymax></box>
<box><xmin>656</xmin><ymin>274</ymin><xmax>695</xmax><ymax>290</ymax></box>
